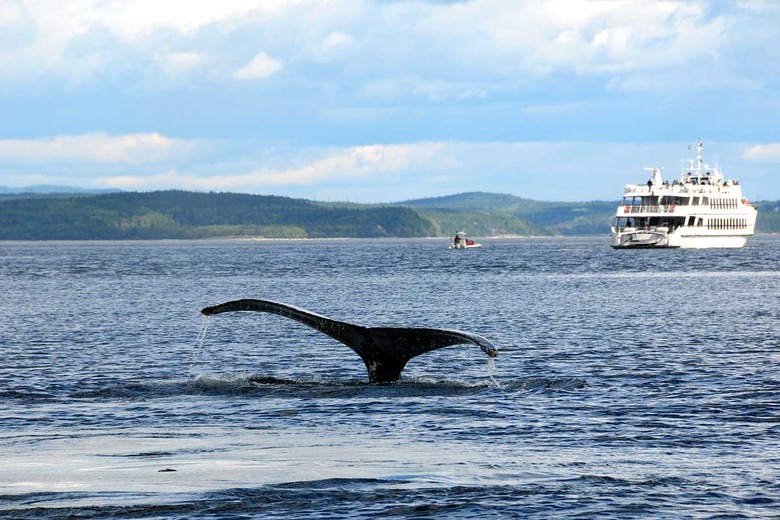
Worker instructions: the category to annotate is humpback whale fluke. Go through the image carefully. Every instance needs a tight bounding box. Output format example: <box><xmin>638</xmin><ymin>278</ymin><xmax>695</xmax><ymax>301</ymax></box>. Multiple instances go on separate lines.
<box><xmin>201</xmin><ymin>299</ymin><xmax>498</xmax><ymax>383</ymax></box>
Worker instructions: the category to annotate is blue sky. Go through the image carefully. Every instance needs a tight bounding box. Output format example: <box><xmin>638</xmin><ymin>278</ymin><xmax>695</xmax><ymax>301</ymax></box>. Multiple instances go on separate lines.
<box><xmin>1</xmin><ymin>0</ymin><xmax>778</xmax><ymax>202</ymax></box>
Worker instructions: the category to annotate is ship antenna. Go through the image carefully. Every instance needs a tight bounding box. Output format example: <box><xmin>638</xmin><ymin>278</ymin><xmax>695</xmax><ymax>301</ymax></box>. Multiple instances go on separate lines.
<box><xmin>697</xmin><ymin>138</ymin><xmax>703</xmax><ymax>169</ymax></box>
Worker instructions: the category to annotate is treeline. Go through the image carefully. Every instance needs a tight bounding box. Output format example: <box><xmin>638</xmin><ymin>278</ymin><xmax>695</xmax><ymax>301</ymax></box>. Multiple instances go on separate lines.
<box><xmin>755</xmin><ymin>201</ymin><xmax>780</xmax><ymax>233</ymax></box>
<box><xmin>0</xmin><ymin>191</ymin><xmax>438</xmax><ymax>240</ymax></box>
<box><xmin>404</xmin><ymin>192</ymin><xmax>780</xmax><ymax>235</ymax></box>
<box><xmin>403</xmin><ymin>192</ymin><xmax>617</xmax><ymax>236</ymax></box>
<box><xmin>1</xmin><ymin>190</ymin><xmax>778</xmax><ymax>240</ymax></box>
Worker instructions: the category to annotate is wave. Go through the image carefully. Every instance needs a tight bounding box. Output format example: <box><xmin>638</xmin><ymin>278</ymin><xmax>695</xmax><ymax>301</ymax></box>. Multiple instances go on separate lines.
<box><xmin>0</xmin><ymin>389</ymin><xmax>57</xmax><ymax>401</ymax></box>
<box><xmin>61</xmin><ymin>373</ymin><xmax>588</xmax><ymax>401</ymax></box>
<box><xmin>3</xmin><ymin>474</ymin><xmax>776</xmax><ymax>519</ymax></box>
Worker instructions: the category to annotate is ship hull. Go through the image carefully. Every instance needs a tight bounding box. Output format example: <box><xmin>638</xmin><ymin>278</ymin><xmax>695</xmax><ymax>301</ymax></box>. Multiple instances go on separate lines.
<box><xmin>611</xmin><ymin>228</ymin><xmax>751</xmax><ymax>249</ymax></box>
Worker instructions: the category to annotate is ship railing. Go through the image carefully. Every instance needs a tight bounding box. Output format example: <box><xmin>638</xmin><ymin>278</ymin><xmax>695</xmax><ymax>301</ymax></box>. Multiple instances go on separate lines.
<box><xmin>624</xmin><ymin>184</ymin><xmax>734</xmax><ymax>195</ymax></box>
<box><xmin>622</xmin><ymin>204</ymin><xmax>677</xmax><ymax>214</ymax></box>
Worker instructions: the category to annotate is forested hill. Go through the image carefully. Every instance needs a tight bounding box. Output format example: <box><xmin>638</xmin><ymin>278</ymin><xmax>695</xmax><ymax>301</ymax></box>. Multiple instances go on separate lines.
<box><xmin>400</xmin><ymin>192</ymin><xmax>617</xmax><ymax>237</ymax></box>
<box><xmin>0</xmin><ymin>191</ymin><xmax>438</xmax><ymax>240</ymax></box>
<box><xmin>1</xmin><ymin>190</ymin><xmax>778</xmax><ymax>240</ymax></box>
<box><xmin>400</xmin><ymin>191</ymin><xmax>780</xmax><ymax>235</ymax></box>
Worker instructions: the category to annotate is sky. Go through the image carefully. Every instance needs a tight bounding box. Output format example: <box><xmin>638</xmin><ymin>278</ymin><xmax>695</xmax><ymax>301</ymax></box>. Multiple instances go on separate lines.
<box><xmin>0</xmin><ymin>0</ymin><xmax>779</xmax><ymax>202</ymax></box>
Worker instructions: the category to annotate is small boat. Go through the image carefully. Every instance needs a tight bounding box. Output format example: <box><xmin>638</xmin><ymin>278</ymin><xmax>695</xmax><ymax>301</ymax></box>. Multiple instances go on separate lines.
<box><xmin>449</xmin><ymin>232</ymin><xmax>482</xmax><ymax>250</ymax></box>
<box><xmin>611</xmin><ymin>140</ymin><xmax>757</xmax><ymax>249</ymax></box>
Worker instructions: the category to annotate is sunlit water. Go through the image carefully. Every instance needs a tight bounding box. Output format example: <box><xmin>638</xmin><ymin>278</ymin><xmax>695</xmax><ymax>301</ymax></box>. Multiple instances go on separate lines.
<box><xmin>1</xmin><ymin>236</ymin><xmax>779</xmax><ymax>518</ymax></box>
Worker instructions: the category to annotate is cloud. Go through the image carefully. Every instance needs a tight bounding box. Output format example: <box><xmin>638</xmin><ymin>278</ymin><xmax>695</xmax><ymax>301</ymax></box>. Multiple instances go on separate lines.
<box><xmin>99</xmin><ymin>142</ymin><xmax>448</xmax><ymax>192</ymax></box>
<box><xmin>742</xmin><ymin>143</ymin><xmax>780</xmax><ymax>163</ymax></box>
<box><xmin>519</xmin><ymin>102</ymin><xmax>584</xmax><ymax>115</ymax></box>
<box><xmin>4</xmin><ymin>139</ymin><xmax>776</xmax><ymax>201</ymax></box>
<box><xmin>63</xmin><ymin>0</ymin><xmax>296</xmax><ymax>40</ymax></box>
<box><xmin>307</xmin><ymin>31</ymin><xmax>356</xmax><ymax>63</ymax></box>
<box><xmin>0</xmin><ymin>133</ymin><xmax>196</xmax><ymax>163</ymax></box>
<box><xmin>87</xmin><ymin>140</ymin><xmax>621</xmax><ymax>201</ymax></box>
<box><xmin>2</xmin><ymin>2</ymin><xmax>778</xmax><ymax>201</ymax></box>
<box><xmin>233</xmin><ymin>51</ymin><xmax>283</xmax><ymax>80</ymax></box>
<box><xmin>361</xmin><ymin>77</ymin><xmax>487</xmax><ymax>102</ymax></box>
<box><xmin>156</xmin><ymin>51</ymin><xmax>204</xmax><ymax>75</ymax></box>
<box><xmin>2</xmin><ymin>1</ymin><xmax>765</xmax><ymax>88</ymax></box>
<box><xmin>86</xmin><ymin>140</ymin><xmax>625</xmax><ymax>198</ymax></box>
<box><xmin>0</xmin><ymin>0</ymin><xmax>27</xmax><ymax>29</ymax></box>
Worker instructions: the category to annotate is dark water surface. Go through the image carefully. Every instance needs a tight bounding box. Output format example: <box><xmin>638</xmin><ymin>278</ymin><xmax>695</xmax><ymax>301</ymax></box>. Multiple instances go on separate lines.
<box><xmin>1</xmin><ymin>236</ymin><xmax>779</xmax><ymax>518</ymax></box>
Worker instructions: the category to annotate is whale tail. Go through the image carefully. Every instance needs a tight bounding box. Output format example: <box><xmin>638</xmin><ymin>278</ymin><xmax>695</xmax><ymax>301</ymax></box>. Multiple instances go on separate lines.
<box><xmin>201</xmin><ymin>299</ymin><xmax>498</xmax><ymax>383</ymax></box>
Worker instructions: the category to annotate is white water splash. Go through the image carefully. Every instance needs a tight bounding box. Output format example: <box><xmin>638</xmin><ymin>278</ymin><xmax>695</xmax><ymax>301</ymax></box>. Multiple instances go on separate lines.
<box><xmin>190</xmin><ymin>315</ymin><xmax>211</xmax><ymax>374</ymax></box>
<box><xmin>486</xmin><ymin>357</ymin><xmax>500</xmax><ymax>389</ymax></box>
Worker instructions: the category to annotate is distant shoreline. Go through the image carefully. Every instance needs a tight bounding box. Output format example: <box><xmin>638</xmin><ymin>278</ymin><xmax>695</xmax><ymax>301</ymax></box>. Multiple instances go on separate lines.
<box><xmin>5</xmin><ymin>233</ymin><xmax>780</xmax><ymax>245</ymax></box>
<box><xmin>0</xmin><ymin>234</ymin><xmax>644</xmax><ymax>244</ymax></box>
<box><xmin>3</xmin><ymin>190</ymin><xmax>778</xmax><ymax>238</ymax></box>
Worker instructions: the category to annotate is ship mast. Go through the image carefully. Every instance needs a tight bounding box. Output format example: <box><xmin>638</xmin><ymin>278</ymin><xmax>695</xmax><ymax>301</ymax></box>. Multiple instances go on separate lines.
<box><xmin>697</xmin><ymin>139</ymin><xmax>703</xmax><ymax>170</ymax></box>
<box><xmin>682</xmin><ymin>139</ymin><xmax>702</xmax><ymax>181</ymax></box>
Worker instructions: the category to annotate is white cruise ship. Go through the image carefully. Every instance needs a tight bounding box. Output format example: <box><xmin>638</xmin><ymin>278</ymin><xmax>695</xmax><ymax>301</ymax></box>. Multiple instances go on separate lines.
<box><xmin>611</xmin><ymin>140</ymin><xmax>757</xmax><ymax>249</ymax></box>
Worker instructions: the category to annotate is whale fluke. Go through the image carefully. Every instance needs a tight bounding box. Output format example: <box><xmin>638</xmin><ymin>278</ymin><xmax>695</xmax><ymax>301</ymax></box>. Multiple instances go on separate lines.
<box><xmin>201</xmin><ymin>299</ymin><xmax>498</xmax><ymax>383</ymax></box>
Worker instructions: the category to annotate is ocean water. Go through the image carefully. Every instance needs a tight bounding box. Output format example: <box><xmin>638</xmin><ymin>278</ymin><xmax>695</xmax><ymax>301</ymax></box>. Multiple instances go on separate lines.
<box><xmin>1</xmin><ymin>236</ymin><xmax>779</xmax><ymax>518</ymax></box>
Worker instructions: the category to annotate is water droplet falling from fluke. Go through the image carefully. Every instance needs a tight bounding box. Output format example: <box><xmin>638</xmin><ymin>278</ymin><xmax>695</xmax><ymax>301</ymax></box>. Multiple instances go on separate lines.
<box><xmin>487</xmin><ymin>356</ymin><xmax>500</xmax><ymax>389</ymax></box>
<box><xmin>190</xmin><ymin>314</ymin><xmax>211</xmax><ymax>374</ymax></box>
